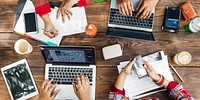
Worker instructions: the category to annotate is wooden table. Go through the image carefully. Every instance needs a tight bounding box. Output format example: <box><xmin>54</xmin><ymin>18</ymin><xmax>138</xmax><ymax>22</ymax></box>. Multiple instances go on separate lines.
<box><xmin>0</xmin><ymin>0</ymin><xmax>200</xmax><ymax>100</ymax></box>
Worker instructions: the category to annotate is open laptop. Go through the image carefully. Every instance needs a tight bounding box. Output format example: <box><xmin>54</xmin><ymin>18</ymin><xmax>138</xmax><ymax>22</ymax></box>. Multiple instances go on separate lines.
<box><xmin>40</xmin><ymin>46</ymin><xmax>96</xmax><ymax>100</ymax></box>
<box><xmin>107</xmin><ymin>0</ymin><xmax>155</xmax><ymax>41</ymax></box>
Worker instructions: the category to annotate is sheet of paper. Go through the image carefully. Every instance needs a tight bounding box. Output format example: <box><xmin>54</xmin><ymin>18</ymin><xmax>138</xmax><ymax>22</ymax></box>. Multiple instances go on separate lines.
<box><xmin>117</xmin><ymin>51</ymin><xmax>174</xmax><ymax>98</ymax></box>
<box><xmin>50</xmin><ymin>7</ymin><xmax>87</xmax><ymax>36</ymax></box>
<box><xmin>14</xmin><ymin>0</ymin><xmax>87</xmax><ymax>45</ymax></box>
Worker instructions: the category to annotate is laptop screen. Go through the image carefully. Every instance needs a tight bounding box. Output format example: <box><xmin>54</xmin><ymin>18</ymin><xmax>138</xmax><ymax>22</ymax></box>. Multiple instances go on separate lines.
<box><xmin>40</xmin><ymin>46</ymin><xmax>95</xmax><ymax>65</ymax></box>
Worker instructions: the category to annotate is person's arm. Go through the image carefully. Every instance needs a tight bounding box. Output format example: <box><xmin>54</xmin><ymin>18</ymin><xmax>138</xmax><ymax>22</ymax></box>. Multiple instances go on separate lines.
<box><xmin>144</xmin><ymin>61</ymin><xmax>194</xmax><ymax>100</ymax></box>
<box><xmin>31</xmin><ymin>0</ymin><xmax>51</xmax><ymax>17</ymax></box>
<box><xmin>31</xmin><ymin>0</ymin><xmax>58</xmax><ymax>38</ymax></box>
<box><xmin>167</xmin><ymin>81</ymin><xmax>194</xmax><ymax>100</ymax></box>
<box><xmin>108</xmin><ymin>59</ymin><xmax>135</xmax><ymax>100</ymax></box>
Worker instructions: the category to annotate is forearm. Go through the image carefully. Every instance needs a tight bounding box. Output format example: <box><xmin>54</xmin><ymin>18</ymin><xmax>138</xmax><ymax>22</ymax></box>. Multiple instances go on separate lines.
<box><xmin>41</xmin><ymin>14</ymin><xmax>51</xmax><ymax>22</ymax></box>
<box><xmin>114</xmin><ymin>71</ymin><xmax>128</xmax><ymax>90</ymax></box>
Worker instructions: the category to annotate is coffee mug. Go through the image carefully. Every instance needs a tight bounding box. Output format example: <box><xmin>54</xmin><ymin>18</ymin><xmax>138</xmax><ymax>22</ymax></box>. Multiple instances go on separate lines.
<box><xmin>14</xmin><ymin>39</ymin><xmax>33</xmax><ymax>54</ymax></box>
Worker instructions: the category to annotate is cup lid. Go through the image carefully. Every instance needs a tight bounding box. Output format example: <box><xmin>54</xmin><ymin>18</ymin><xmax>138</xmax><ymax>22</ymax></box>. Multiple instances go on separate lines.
<box><xmin>177</xmin><ymin>51</ymin><xmax>192</xmax><ymax>65</ymax></box>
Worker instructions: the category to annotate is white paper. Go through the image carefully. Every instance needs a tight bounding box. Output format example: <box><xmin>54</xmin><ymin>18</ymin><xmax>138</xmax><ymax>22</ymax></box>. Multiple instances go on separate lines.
<box><xmin>50</xmin><ymin>7</ymin><xmax>87</xmax><ymax>36</ymax></box>
<box><xmin>117</xmin><ymin>51</ymin><xmax>174</xmax><ymax>99</ymax></box>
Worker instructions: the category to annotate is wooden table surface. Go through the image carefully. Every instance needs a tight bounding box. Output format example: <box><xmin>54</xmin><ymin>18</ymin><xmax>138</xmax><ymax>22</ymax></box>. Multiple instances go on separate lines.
<box><xmin>0</xmin><ymin>0</ymin><xmax>200</xmax><ymax>100</ymax></box>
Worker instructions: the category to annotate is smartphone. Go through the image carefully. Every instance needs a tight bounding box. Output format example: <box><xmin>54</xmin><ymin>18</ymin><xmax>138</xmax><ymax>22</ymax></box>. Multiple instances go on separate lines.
<box><xmin>162</xmin><ymin>7</ymin><xmax>181</xmax><ymax>33</ymax></box>
<box><xmin>24</xmin><ymin>11</ymin><xmax>38</xmax><ymax>34</ymax></box>
<box><xmin>133</xmin><ymin>55</ymin><xmax>148</xmax><ymax>79</ymax></box>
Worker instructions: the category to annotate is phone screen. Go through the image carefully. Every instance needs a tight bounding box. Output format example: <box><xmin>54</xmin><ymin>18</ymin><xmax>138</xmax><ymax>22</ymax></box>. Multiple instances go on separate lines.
<box><xmin>133</xmin><ymin>55</ymin><xmax>148</xmax><ymax>79</ymax></box>
<box><xmin>165</xmin><ymin>8</ymin><xmax>180</xmax><ymax>29</ymax></box>
<box><xmin>24</xmin><ymin>12</ymin><xmax>37</xmax><ymax>33</ymax></box>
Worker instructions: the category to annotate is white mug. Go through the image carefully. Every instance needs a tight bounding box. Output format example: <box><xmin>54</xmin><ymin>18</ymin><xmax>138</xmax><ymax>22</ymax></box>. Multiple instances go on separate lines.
<box><xmin>14</xmin><ymin>39</ymin><xmax>33</xmax><ymax>54</ymax></box>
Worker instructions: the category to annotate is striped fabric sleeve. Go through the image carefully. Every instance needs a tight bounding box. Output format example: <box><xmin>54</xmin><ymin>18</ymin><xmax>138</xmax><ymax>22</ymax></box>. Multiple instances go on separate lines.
<box><xmin>31</xmin><ymin>0</ymin><xmax>51</xmax><ymax>17</ymax></box>
<box><xmin>108</xmin><ymin>86</ymin><xmax>125</xmax><ymax>100</ymax></box>
<box><xmin>167</xmin><ymin>81</ymin><xmax>194</xmax><ymax>100</ymax></box>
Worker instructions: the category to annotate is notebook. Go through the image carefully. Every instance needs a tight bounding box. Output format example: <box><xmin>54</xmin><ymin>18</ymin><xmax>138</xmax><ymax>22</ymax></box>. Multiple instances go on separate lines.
<box><xmin>117</xmin><ymin>51</ymin><xmax>174</xmax><ymax>99</ymax></box>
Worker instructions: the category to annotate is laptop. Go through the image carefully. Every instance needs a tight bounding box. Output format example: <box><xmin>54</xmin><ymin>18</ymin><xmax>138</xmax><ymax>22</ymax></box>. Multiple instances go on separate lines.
<box><xmin>107</xmin><ymin>0</ymin><xmax>155</xmax><ymax>41</ymax></box>
<box><xmin>39</xmin><ymin>46</ymin><xmax>96</xmax><ymax>100</ymax></box>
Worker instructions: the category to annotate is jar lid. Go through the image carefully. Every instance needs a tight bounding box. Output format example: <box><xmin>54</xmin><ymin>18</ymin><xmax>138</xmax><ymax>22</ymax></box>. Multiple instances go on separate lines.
<box><xmin>177</xmin><ymin>51</ymin><xmax>192</xmax><ymax>65</ymax></box>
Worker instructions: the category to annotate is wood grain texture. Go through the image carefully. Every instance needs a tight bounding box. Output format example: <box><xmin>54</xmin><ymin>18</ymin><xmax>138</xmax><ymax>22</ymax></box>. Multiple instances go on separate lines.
<box><xmin>0</xmin><ymin>0</ymin><xmax>200</xmax><ymax>100</ymax></box>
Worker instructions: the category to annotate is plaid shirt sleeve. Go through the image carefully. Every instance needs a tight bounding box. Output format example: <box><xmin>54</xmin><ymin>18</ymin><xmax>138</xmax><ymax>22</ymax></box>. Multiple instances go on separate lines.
<box><xmin>108</xmin><ymin>86</ymin><xmax>125</xmax><ymax>100</ymax></box>
<box><xmin>31</xmin><ymin>0</ymin><xmax>51</xmax><ymax>17</ymax></box>
<box><xmin>167</xmin><ymin>81</ymin><xmax>194</xmax><ymax>100</ymax></box>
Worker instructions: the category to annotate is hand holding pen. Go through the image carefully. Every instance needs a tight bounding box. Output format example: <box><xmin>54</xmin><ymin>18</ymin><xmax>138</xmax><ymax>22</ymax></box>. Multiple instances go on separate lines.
<box><xmin>42</xmin><ymin>28</ymin><xmax>58</xmax><ymax>38</ymax></box>
<box><xmin>41</xmin><ymin>14</ymin><xmax>58</xmax><ymax>38</ymax></box>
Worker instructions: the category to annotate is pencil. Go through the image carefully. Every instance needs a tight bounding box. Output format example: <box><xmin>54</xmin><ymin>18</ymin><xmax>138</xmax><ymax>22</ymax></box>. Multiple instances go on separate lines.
<box><xmin>169</xmin><ymin>63</ymin><xmax>184</xmax><ymax>83</ymax></box>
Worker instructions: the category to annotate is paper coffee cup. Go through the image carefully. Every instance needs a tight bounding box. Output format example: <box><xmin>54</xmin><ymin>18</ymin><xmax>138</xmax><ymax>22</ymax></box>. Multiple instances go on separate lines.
<box><xmin>14</xmin><ymin>39</ymin><xmax>33</xmax><ymax>54</ymax></box>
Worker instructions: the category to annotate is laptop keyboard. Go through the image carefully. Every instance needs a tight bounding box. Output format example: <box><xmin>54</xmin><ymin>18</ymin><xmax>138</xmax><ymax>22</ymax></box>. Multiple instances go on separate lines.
<box><xmin>109</xmin><ymin>8</ymin><xmax>154</xmax><ymax>29</ymax></box>
<box><xmin>48</xmin><ymin>67</ymin><xmax>93</xmax><ymax>85</ymax></box>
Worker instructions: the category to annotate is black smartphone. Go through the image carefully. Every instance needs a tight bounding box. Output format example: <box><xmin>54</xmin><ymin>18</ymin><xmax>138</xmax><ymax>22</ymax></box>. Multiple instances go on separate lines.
<box><xmin>133</xmin><ymin>55</ymin><xmax>148</xmax><ymax>79</ymax></box>
<box><xmin>162</xmin><ymin>7</ymin><xmax>181</xmax><ymax>33</ymax></box>
<box><xmin>24</xmin><ymin>11</ymin><xmax>38</xmax><ymax>34</ymax></box>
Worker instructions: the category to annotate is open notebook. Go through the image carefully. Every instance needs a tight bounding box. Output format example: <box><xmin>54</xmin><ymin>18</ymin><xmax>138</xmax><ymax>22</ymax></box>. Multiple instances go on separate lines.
<box><xmin>117</xmin><ymin>51</ymin><xmax>174</xmax><ymax>99</ymax></box>
<box><xmin>14</xmin><ymin>0</ymin><xmax>87</xmax><ymax>46</ymax></box>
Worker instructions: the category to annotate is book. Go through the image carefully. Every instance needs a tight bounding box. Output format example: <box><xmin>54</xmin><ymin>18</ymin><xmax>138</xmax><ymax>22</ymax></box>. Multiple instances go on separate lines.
<box><xmin>117</xmin><ymin>51</ymin><xmax>174</xmax><ymax>99</ymax></box>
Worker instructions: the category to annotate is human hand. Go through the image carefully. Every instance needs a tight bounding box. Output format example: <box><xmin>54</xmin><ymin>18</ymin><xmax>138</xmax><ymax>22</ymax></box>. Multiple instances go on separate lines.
<box><xmin>73</xmin><ymin>75</ymin><xmax>90</xmax><ymax>100</ymax></box>
<box><xmin>38</xmin><ymin>80</ymin><xmax>59</xmax><ymax>100</ymax></box>
<box><xmin>144</xmin><ymin>61</ymin><xmax>160</xmax><ymax>81</ymax></box>
<box><xmin>57</xmin><ymin>0</ymin><xmax>79</xmax><ymax>22</ymax></box>
<box><xmin>124</xmin><ymin>58</ymin><xmax>136</xmax><ymax>73</ymax></box>
<box><xmin>117</xmin><ymin>0</ymin><xmax>134</xmax><ymax>16</ymax></box>
<box><xmin>42</xmin><ymin>14</ymin><xmax>58</xmax><ymax>38</ymax></box>
<box><xmin>136</xmin><ymin>0</ymin><xmax>159</xmax><ymax>19</ymax></box>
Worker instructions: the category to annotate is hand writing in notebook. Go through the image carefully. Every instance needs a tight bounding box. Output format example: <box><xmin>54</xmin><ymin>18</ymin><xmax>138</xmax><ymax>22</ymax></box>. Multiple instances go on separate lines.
<box><xmin>42</xmin><ymin>14</ymin><xmax>58</xmax><ymax>38</ymax></box>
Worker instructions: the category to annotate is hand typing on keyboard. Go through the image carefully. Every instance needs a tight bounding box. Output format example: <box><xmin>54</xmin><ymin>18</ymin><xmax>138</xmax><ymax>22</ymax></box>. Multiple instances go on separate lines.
<box><xmin>37</xmin><ymin>75</ymin><xmax>91</xmax><ymax>100</ymax></box>
<box><xmin>72</xmin><ymin>75</ymin><xmax>91</xmax><ymax>100</ymax></box>
<box><xmin>117</xmin><ymin>0</ymin><xmax>159</xmax><ymax>19</ymax></box>
<box><xmin>38</xmin><ymin>79</ymin><xmax>60</xmax><ymax>100</ymax></box>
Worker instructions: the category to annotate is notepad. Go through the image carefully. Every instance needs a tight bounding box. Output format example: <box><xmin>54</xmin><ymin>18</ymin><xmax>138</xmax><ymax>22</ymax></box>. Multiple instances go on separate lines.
<box><xmin>117</xmin><ymin>51</ymin><xmax>174</xmax><ymax>99</ymax></box>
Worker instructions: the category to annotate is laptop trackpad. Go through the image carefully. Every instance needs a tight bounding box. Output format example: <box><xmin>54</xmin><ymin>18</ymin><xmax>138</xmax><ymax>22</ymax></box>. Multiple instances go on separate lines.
<box><xmin>55</xmin><ymin>85</ymin><xmax>78</xmax><ymax>100</ymax></box>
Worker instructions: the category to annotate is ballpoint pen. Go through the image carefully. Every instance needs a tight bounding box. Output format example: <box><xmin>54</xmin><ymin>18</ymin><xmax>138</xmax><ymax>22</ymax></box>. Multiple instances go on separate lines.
<box><xmin>42</xmin><ymin>28</ymin><xmax>54</xmax><ymax>34</ymax></box>
<box><xmin>169</xmin><ymin>63</ymin><xmax>184</xmax><ymax>83</ymax></box>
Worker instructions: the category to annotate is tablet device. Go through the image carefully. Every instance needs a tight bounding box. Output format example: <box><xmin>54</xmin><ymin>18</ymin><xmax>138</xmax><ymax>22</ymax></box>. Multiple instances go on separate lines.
<box><xmin>1</xmin><ymin>59</ymin><xmax>38</xmax><ymax>100</ymax></box>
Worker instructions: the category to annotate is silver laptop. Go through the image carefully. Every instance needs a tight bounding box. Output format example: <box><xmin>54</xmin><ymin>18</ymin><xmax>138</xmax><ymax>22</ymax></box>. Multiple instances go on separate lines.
<box><xmin>107</xmin><ymin>0</ymin><xmax>155</xmax><ymax>40</ymax></box>
<box><xmin>40</xmin><ymin>46</ymin><xmax>96</xmax><ymax>100</ymax></box>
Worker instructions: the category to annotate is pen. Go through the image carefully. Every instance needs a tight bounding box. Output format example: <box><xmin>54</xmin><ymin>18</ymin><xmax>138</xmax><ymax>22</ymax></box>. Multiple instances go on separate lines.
<box><xmin>169</xmin><ymin>63</ymin><xmax>184</xmax><ymax>83</ymax></box>
<box><xmin>42</xmin><ymin>28</ymin><xmax>53</xmax><ymax>34</ymax></box>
